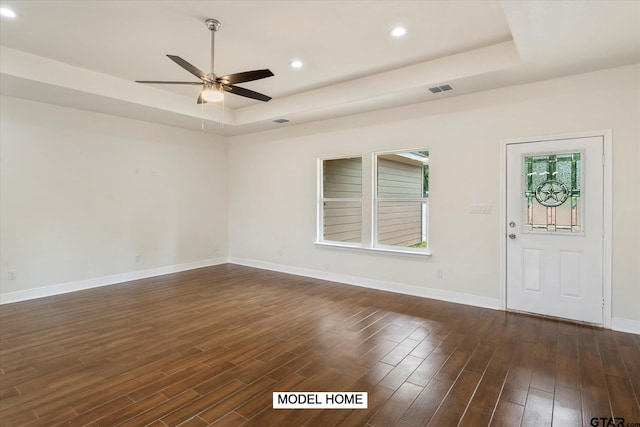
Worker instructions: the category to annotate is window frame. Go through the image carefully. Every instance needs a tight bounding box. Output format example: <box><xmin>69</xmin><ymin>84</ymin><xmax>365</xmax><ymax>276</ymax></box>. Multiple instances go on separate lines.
<box><xmin>317</xmin><ymin>149</ymin><xmax>431</xmax><ymax>257</ymax></box>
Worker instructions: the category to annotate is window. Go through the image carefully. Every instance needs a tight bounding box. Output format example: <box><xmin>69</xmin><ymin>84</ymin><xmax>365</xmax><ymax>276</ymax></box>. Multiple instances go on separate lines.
<box><xmin>375</xmin><ymin>150</ymin><xmax>429</xmax><ymax>251</ymax></box>
<box><xmin>320</xmin><ymin>157</ymin><xmax>362</xmax><ymax>244</ymax></box>
<box><xmin>523</xmin><ymin>152</ymin><xmax>582</xmax><ymax>233</ymax></box>
<box><xmin>318</xmin><ymin>150</ymin><xmax>429</xmax><ymax>255</ymax></box>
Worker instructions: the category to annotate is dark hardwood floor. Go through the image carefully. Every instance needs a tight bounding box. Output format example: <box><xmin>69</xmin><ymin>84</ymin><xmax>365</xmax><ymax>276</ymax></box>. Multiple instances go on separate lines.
<box><xmin>1</xmin><ymin>264</ymin><xmax>638</xmax><ymax>426</ymax></box>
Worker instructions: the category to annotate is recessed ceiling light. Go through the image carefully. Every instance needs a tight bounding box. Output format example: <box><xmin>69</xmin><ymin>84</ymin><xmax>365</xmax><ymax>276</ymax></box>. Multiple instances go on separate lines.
<box><xmin>0</xmin><ymin>7</ymin><xmax>17</xmax><ymax>18</ymax></box>
<box><xmin>390</xmin><ymin>26</ymin><xmax>407</xmax><ymax>38</ymax></box>
<box><xmin>290</xmin><ymin>60</ymin><xmax>303</xmax><ymax>69</ymax></box>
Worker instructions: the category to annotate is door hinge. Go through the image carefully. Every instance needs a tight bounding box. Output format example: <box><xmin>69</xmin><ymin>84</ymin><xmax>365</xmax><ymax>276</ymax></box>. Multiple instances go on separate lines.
<box><xmin>602</xmin><ymin>298</ymin><xmax>605</xmax><ymax>308</ymax></box>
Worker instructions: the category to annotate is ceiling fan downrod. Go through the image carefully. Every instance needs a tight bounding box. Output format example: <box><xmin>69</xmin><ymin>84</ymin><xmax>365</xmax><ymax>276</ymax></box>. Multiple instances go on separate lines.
<box><xmin>205</xmin><ymin>19</ymin><xmax>220</xmax><ymax>79</ymax></box>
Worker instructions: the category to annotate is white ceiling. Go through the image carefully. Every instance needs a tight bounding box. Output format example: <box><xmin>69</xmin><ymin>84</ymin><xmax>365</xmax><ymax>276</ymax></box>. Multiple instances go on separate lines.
<box><xmin>1</xmin><ymin>1</ymin><xmax>639</xmax><ymax>136</ymax></box>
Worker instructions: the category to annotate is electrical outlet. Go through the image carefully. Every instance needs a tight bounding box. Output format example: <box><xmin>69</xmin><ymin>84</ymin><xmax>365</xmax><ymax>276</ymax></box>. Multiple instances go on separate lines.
<box><xmin>436</xmin><ymin>269</ymin><xmax>444</xmax><ymax>279</ymax></box>
<box><xmin>135</xmin><ymin>254</ymin><xmax>140</xmax><ymax>263</ymax></box>
<box><xmin>8</xmin><ymin>271</ymin><xmax>16</xmax><ymax>280</ymax></box>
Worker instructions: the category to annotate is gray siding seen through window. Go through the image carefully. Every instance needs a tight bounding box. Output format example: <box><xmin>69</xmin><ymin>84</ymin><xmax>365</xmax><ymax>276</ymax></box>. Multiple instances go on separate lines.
<box><xmin>323</xmin><ymin>158</ymin><xmax>362</xmax><ymax>243</ymax></box>
<box><xmin>376</xmin><ymin>155</ymin><xmax>425</xmax><ymax>247</ymax></box>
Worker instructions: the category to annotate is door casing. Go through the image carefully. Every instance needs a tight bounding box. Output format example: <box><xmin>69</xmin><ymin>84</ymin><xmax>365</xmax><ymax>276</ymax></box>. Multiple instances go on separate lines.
<box><xmin>500</xmin><ymin>130</ymin><xmax>612</xmax><ymax>327</ymax></box>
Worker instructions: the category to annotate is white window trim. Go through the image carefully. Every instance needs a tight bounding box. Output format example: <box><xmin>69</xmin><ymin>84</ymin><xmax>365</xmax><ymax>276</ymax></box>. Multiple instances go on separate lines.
<box><xmin>317</xmin><ymin>150</ymin><xmax>431</xmax><ymax>257</ymax></box>
<box><xmin>315</xmin><ymin>241</ymin><xmax>431</xmax><ymax>257</ymax></box>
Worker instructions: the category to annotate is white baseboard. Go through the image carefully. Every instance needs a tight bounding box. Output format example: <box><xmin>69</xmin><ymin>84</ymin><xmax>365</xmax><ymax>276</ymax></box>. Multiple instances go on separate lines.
<box><xmin>611</xmin><ymin>317</ymin><xmax>640</xmax><ymax>335</ymax></box>
<box><xmin>0</xmin><ymin>257</ymin><xmax>228</xmax><ymax>304</ymax></box>
<box><xmin>228</xmin><ymin>257</ymin><xmax>501</xmax><ymax>310</ymax></box>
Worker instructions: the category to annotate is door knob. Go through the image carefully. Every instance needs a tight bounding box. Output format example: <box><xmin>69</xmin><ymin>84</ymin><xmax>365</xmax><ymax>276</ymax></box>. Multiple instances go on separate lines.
<box><xmin>508</xmin><ymin>233</ymin><xmax>516</xmax><ymax>239</ymax></box>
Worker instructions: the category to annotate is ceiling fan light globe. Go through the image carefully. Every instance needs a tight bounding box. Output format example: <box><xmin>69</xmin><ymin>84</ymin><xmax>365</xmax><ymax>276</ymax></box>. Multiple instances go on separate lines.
<box><xmin>201</xmin><ymin>87</ymin><xmax>224</xmax><ymax>102</ymax></box>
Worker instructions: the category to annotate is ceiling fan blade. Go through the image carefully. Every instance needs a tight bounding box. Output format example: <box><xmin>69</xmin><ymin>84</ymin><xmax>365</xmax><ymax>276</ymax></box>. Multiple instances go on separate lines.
<box><xmin>167</xmin><ymin>55</ymin><xmax>210</xmax><ymax>81</ymax></box>
<box><xmin>217</xmin><ymin>69</ymin><xmax>274</xmax><ymax>85</ymax></box>
<box><xmin>223</xmin><ymin>84</ymin><xmax>272</xmax><ymax>102</ymax></box>
<box><xmin>136</xmin><ymin>80</ymin><xmax>203</xmax><ymax>85</ymax></box>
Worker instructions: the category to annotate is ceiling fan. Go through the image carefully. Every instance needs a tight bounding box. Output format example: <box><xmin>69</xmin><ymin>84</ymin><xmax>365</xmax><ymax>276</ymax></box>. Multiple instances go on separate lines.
<box><xmin>136</xmin><ymin>19</ymin><xmax>273</xmax><ymax>103</ymax></box>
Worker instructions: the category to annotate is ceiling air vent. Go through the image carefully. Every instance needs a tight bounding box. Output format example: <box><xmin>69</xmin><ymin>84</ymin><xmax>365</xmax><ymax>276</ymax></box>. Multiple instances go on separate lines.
<box><xmin>428</xmin><ymin>84</ymin><xmax>454</xmax><ymax>94</ymax></box>
<box><xmin>273</xmin><ymin>118</ymin><xmax>290</xmax><ymax>124</ymax></box>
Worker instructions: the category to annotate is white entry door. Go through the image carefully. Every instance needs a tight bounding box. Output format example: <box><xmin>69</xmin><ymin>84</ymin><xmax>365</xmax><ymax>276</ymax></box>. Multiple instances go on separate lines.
<box><xmin>506</xmin><ymin>136</ymin><xmax>604</xmax><ymax>324</ymax></box>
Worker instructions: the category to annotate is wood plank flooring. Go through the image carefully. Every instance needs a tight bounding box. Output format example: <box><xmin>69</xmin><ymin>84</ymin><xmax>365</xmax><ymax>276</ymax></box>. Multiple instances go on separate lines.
<box><xmin>1</xmin><ymin>264</ymin><xmax>639</xmax><ymax>426</ymax></box>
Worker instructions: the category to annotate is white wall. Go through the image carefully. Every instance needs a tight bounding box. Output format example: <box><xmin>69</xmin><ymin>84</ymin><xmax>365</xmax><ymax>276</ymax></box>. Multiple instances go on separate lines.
<box><xmin>1</xmin><ymin>65</ymin><xmax>637</xmax><ymax>328</ymax></box>
<box><xmin>228</xmin><ymin>64</ymin><xmax>640</xmax><ymax>324</ymax></box>
<box><xmin>0</xmin><ymin>96</ymin><xmax>228</xmax><ymax>300</ymax></box>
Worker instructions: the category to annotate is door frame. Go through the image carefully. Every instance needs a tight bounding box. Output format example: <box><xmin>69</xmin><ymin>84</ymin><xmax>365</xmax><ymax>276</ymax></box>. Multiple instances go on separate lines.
<box><xmin>499</xmin><ymin>130</ymin><xmax>613</xmax><ymax>327</ymax></box>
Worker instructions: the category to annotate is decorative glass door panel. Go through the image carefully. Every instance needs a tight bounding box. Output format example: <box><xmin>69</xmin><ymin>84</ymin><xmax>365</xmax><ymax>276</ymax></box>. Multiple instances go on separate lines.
<box><xmin>523</xmin><ymin>152</ymin><xmax>582</xmax><ymax>233</ymax></box>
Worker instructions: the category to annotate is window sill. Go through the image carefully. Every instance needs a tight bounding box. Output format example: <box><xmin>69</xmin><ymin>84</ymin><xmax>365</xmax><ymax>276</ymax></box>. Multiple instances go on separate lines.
<box><xmin>314</xmin><ymin>242</ymin><xmax>432</xmax><ymax>258</ymax></box>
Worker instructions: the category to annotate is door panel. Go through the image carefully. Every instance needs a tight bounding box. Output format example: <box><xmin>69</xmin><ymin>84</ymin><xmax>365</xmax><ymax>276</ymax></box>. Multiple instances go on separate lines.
<box><xmin>559</xmin><ymin>251</ymin><xmax>582</xmax><ymax>297</ymax></box>
<box><xmin>522</xmin><ymin>248</ymin><xmax>543</xmax><ymax>292</ymax></box>
<box><xmin>506</xmin><ymin>136</ymin><xmax>603</xmax><ymax>324</ymax></box>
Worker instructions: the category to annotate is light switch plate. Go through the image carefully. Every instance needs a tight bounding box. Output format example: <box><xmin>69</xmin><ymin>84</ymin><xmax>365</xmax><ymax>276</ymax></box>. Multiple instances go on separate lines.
<box><xmin>469</xmin><ymin>204</ymin><xmax>492</xmax><ymax>214</ymax></box>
